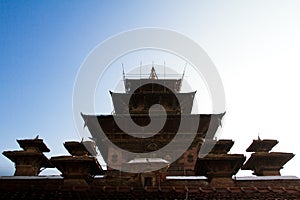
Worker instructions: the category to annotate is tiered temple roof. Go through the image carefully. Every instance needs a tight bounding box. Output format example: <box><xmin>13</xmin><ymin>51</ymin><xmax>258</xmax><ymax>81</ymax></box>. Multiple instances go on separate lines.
<box><xmin>2</xmin><ymin>137</ymin><xmax>53</xmax><ymax>176</ymax></box>
<box><xmin>242</xmin><ymin>139</ymin><xmax>295</xmax><ymax>176</ymax></box>
<box><xmin>82</xmin><ymin>67</ymin><xmax>225</xmax><ymax>177</ymax></box>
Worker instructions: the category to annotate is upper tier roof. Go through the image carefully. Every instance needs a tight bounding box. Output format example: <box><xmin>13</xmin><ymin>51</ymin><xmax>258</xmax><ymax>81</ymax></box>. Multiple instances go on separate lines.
<box><xmin>123</xmin><ymin>67</ymin><xmax>184</xmax><ymax>93</ymax></box>
<box><xmin>115</xmin><ymin>66</ymin><xmax>194</xmax><ymax>114</ymax></box>
<box><xmin>124</xmin><ymin>79</ymin><xmax>183</xmax><ymax>94</ymax></box>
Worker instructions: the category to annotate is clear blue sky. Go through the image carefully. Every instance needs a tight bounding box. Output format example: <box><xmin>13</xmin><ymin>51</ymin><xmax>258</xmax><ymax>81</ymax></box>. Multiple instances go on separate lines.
<box><xmin>1</xmin><ymin>0</ymin><xmax>300</xmax><ymax>176</ymax></box>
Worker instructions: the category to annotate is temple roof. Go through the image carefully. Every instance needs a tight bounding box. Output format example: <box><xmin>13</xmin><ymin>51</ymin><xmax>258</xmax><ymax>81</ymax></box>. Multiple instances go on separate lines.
<box><xmin>124</xmin><ymin>79</ymin><xmax>183</xmax><ymax>94</ymax></box>
<box><xmin>17</xmin><ymin>138</ymin><xmax>50</xmax><ymax>152</ymax></box>
<box><xmin>64</xmin><ymin>141</ymin><xmax>94</xmax><ymax>156</ymax></box>
<box><xmin>110</xmin><ymin>91</ymin><xmax>196</xmax><ymax>114</ymax></box>
<box><xmin>246</xmin><ymin>139</ymin><xmax>278</xmax><ymax>152</ymax></box>
<box><xmin>123</xmin><ymin>67</ymin><xmax>184</xmax><ymax>93</ymax></box>
<box><xmin>1</xmin><ymin>177</ymin><xmax>300</xmax><ymax>199</ymax></box>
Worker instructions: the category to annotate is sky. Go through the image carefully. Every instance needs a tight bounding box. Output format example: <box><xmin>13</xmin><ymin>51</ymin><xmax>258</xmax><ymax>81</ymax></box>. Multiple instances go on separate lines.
<box><xmin>1</xmin><ymin>0</ymin><xmax>300</xmax><ymax>177</ymax></box>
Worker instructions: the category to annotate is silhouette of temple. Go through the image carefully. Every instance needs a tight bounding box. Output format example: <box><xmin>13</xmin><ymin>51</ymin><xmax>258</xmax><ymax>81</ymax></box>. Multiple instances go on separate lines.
<box><xmin>1</xmin><ymin>67</ymin><xmax>300</xmax><ymax>199</ymax></box>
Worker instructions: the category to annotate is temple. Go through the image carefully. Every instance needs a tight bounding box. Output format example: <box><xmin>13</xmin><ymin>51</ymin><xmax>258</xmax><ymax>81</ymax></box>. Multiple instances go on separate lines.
<box><xmin>1</xmin><ymin>67</ymin><xmax>299</xmax><ymax>199</ymax></box>
<box><xmin>2</xmin><ymin>137</ymin><xmax>53</xmax><ymax>176</ymax></box>
<box><xmin>81</xmin><ymin>67</ymin><xmax>225</xmax><ymax>178</ymax></box>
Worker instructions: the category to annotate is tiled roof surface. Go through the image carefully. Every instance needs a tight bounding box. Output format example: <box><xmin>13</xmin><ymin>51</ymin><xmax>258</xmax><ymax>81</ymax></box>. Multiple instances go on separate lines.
<box><xmin>1</xmin><ymin>177</ymin><xmax>300</xmax><ymax>199</ymax></box>
<box><xmin>0</xmin><ymin>186</ymin><xmax>299</xmax><ymax>199</ymax></box>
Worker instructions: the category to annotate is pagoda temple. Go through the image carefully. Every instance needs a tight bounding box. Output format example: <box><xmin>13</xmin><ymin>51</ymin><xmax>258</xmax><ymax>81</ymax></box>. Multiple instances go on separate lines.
<box><xmin>0</xmin><ymin>66</ymin><xmax>299</xmax><ymax>199</ymax></box>
<box><xmin>81</xmin><ymin>67</ymin><xmax>225</xmax><ymax>178</ymax></box>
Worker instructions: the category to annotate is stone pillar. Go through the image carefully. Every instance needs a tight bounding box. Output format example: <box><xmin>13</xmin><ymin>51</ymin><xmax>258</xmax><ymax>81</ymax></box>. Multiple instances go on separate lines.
<box><xmin>195</xmin><ymin>140</ymin><xmax>246</xmax><ymax>187</ymax></box>
<box><xmin>242</xmin><ymin>139</ymin><xmax>294</xmax><ymax>176</ymax></box>
<box><xmin>2</xmin><ymin>137</ymin><xmax>53</xmax><ymax>176</ymax></box>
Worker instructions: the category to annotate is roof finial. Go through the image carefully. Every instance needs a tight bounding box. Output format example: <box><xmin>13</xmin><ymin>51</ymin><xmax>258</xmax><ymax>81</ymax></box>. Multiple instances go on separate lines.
<box><xmin>177</xmin><ymin>63</ymin><xmax>187</xmax><ymax>92</ymax></box>
<box><xmin>149</xmin><ymin>66</ymin><xmax>158</xmax><ymax>79</ymax></box>
<box><xmin>140</xmin><ymin>61</ymin><xmax>142</xmax><ymax>79</ymax></box>
<box><xmin>164</xmin><ymin>61</ymin><xmax>166</xmax><ymax>80</ymax></box>
<box><xmin>182</xmin><ymin>63</ymin><xmax>187</xmax><ymax>80</ymax></box>
<box><xmin>122</xmin><ymin>63</ymin><xmax>125</xmax><ymax>81</ymax></box>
